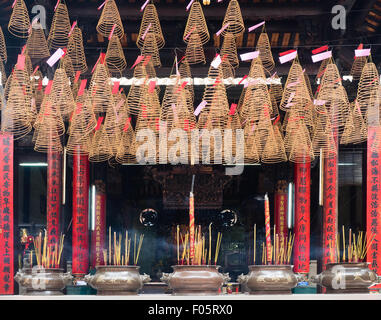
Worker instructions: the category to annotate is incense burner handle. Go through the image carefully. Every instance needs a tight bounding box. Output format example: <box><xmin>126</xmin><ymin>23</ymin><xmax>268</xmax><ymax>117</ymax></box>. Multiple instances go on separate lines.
<box><xmin>14</xmin><ymin>271</ymin><xmax>23</xmax><ymax>284</ymax></box>
<box><xmin>222</xmin><ymin>273</ymin><xmax>231</xmax><ymax>285</ymax></box>
<box><xmin>160</xmin><ymin>272</ymin><xmax>172</xmax><ymax>284</ymax></box>
<box><xmin>140</xmin><ymin>273</ymin><xmax>151</xmax><ymax>284</ymax></box>
<box><xmin>84</xmin><ymin>274</ymin><xmax>94</xmax><ymax>286</ymax></box>
<box><xmin>62</xmin><ymin>272</ymin><xmax>74</xmax><ymax>285</ymax></box>
<box><xmin>237</xmin><ymin>273</ymin><xmax>248</xmax><ymax>285</ymax></box>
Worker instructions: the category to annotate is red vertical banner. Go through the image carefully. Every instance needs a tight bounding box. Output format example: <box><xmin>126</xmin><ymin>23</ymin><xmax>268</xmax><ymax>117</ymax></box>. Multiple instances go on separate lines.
<box><xmin>323</xmin><ymin>153</ymin><xmax>338</xmax><ymax>268</ymax></box>
<box><xmin>367</xmin><ymin>127</ymin><xmax>381</xmax><ymax>275</ymax></box>
<box><xmin>72</xmin><ymin>152</ymin><xmax>90</xmax><ymax>276</ymax></box>
<box><xmin>47</xmin><ymin>150</ymin><xmax>61</xmax><ymax>246</ymax></box>
<box><xmin>293</xmin><ymin>162</ymin><xmax>311</xmax><ymax>274</ymax></box>
<box><xmin>0</xmin><ymin>133</ymin><xmax>14</xmax><ymax>294</ymax></box>
<box><xmin>274</xmin><ymin>180</ymin><xmax>288</xmax><ymax>238</ymax></box>
<box><xmin>91</xmin><ymin>181</ymin><xmax>106</xmax><ymax>267</ymax></box>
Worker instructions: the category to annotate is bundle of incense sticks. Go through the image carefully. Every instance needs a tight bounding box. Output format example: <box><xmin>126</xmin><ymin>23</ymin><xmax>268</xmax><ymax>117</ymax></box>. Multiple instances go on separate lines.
<box><xmin>103</xmin><ymin>227</ymin><xmax>144</xmax><ymax>266</ymax></box>
<box><xmin>176</xmin><ymin>225</ymin><xmax>222</xmax><ymax>266</ymax></box>
<box><xmin>328</xmin><ymin>226</ymin><xmax>376</xmax><ymax>263</ymax></box>
<box><xmin>254</xmin><ymin>224</ymin><xmax>295</xmax><ymax>265</ymax></box>
<box><xmin>32</xmin><ymin>230</ymin><xmax>65</xmax><ymax>269</ymax></box>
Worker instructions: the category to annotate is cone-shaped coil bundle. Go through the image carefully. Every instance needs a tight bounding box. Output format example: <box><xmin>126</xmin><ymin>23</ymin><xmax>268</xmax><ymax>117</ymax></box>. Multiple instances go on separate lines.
<box><xmin>87</xmin><ymin>62</ymin><xmax>113</xmax><ymax>113</ymax></box>
<box><xmin>116</xmin><ymin>120</ymin><xmax>137</xmax><ymax>164</ymax></box>
<box><xmin>183</xmin><ymin>1</ymin><xmax>209</xmax><ymax>45</ymax></box>
<box><xmin>220</xmin><ymin>32</ymin><xmax>239</xmax><ymax>69</ymax></box>
<box><xmin>243</xmin><ymin>123</ymin><xmax>260</xmax><ymax>164</ymax></box>
<box><xmin>185</xmin><ymin>32</ymin><xmax>206</xmax><ymax>65</ymax></box>
<box><xmin>220</xmin><ymin>0</ymin><xmax>245</xmax><ymax>37</ymax></box>
<box><xmin>8</xmin><ymin>0</ymin><xmax>30</xmax><ymax>38</ymax></box>
<box><xmin>256</xmin><ymin>32</ymin><xmax>275</xmax><ymax>73</ymax></box>
<box><xmin>140</xmin><ymin>32</ymin><xmax>161</xmax><ymax>67</ymax></box>
<box><xmin>262</xmin><ymin>124</ymin><xmax>287</xmax><ymax>164</ymax></box>
<box><xmin>285</xmin><ymin>121</ymin><xmax>314</xmax><ymax>163</ymax></box>
<box><xmin>88</xmin><ymin>125</ymin><xmax>114</xmax><ymax>162</ymax></box>
<box><xmin>25</xmin><ymin>23</ymin><xmax>50</xmax><ymax>59</ymax></box>
<box><xmin>47</xmin><ymin>3</ymin><xmax>71</xmax><ymax>51</ymax></box>
<box><xmin>224</xmin><ymin>113</ymin><xmax>243</xmax><ymax>165</ymax></box>
<box><xmin>350</xmin><ymin>56</ymin><xmax>367</xmax><ymax>81</ymax></box>
<box><xmin>105</xmin><ymin>35</ymin><xmax>127</xmax><ymax>73</ymax></box>
<box><xmin>96</xmin><ymin>0</ymin><xmax>124</xmax><ymax>39</ymax></box>
<box><xmin>340</xmin><ymin>102</ymin><xmax>368</xmax><ymax>145</ymax></box>
<box><xmin>62</xmin><ymin>54</ymin><xmax>75</xmax><ymax>84</ymax></box>
<box><xmin>221</xmin><ymin>59</ymin><xmax>235</xmax><ymax>79</ymax></box>
<box><xmin>0</xmin><ymin>26</ymin><xmax>7</xmax><ymax>62</ymax></box>
<box><xmin>137</xmin><ymin>3</ymin><xmax>165</xmax><ymax>49</ymax></box>
<box><xmin>135</xmin><ymin>84</ymin><xmax>162</xmax><ymax>133</ymax></box>
<box><xmin>67</xmin><ymin>26</ymin><xmax>88</xmax><ymax>72</ymax></box>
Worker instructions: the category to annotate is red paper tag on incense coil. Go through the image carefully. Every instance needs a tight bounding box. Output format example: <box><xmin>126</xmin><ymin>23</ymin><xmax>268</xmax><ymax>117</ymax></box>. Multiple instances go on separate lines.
<box><xmin>68</xmin><ymin>21</ymin><xmax>77</xmax><ymax>37</ymax></box>
<box><xmin>119</xmin><ymin>87</ymin><xmax>123</xmax><ymax>94</ymax></box>
<box><xmin>131</xmin><ymin>55</ymin><xmax>144</xmax><ymax>69</ymax></box>
<box><xmin>74</xmin><ymin>71</ymin><xmax>81</xmax><ymax>84</ymax></box>
<box><xmin>16</xmin><ymin>54</ymin><xmax>25</xmax><ymax>70</ymax></box>
<box><xmin>143</xmin><ymin>55</ymin><xmax>151</xmax><ymax>66</ymax></box>
<box><xmin>238</xmin><ymin>75</ymin><xmax>248</xmax><ymax>85</ymax></box>
<box><xmin>123</xmin><ymin>117</ymin><xmax>132</xmax><ymax>132</ymax></box>
<box><xmin>142</xmin><ymin>105</ymin><xmax>147</xmax><ymax>118</ymax></box>
<box><xmin>76</xmin><ymin>102</ymin><xmax>83</xmax><ymax>114</ymax></box>
<box><xmin>213</xmin><ymin>77</ymin><xmax>221</xmax><ymax>87</ymax></box>
<box><xmin>45</xmin><ymin>80</ymin><xmax>53</xmax><ymax>95</ymax></box>
<box><xmin>273</xmin><ymin>115</ymin><xmax>281</xmax><ymax>125</ymax></box>
<box><xmin>112</xmin><ymin>81</ymin><xmax>120</xmax><ymax>94</ymax></box>
<box><xmin>184</xmin><ymin>119</ymin><xmax>189</xmax><ymax>131</ymax></box>
<box><xmin>148</xmin><ymin>81</ymin><xmax>156</xmax><ymax>93</ymax></box>
<box><xmin>109</xmin><ymin>24</ymin><xmax>117</xmax><ymax>40</ymax></box>
<box><xmin>312</xmin><ymin>45</ymin><xmax>328</xmax><ymax>55</ymax></box>
<box><xmin>32</xmin><ymin>66</ymin><xmax>39</xmax><ymax>76</ymax></box>
<box><xmin>78</xmin><ymin>79</ymin><xmax>87</xmax><ymax>96</ymax></box>
<box><xmin>95</xmin><ymin>117</ymin><xmax>104</xmax><ymax>131</ymax></box>
<box><xmin>98</xmin><ymin>0</ymin><xmax>108</xmax><ymax>10</ymax></box>
<box><xmin>229</xmin><ymin>103</ymin><xmax>237</xmax><ymax>115</ymax></box>
<box><xmin>12</xmin><ymin>0</ymin><xmax>17</xmax><ymax>8</ymax></box>
<box><xmin>155</xmin><ymin>118</ymin><xmax>160</xmax><ymax>132</ymax></box>
<box><xmin>38</xmin><ymin>79</ymin><xmax>43</xmax><ymax>91</ymax></box>
<box><xmin>184</xmin><ymin>26</ymin><xmax>196</xmax><ymax>41</ymax></box>
<box><xmin>54</xmin><ymin>0</ymin><xmax>60</xmax><ymax>11</ymax></box>
<box><xmin>279</xmin><ymin>49</ymin><xmax>297</xmax><ymax>57</ymax></box>
<box><xmin>176</xmin><ymin>81</ymin><xmax>188</xmax><ymax>93</ymax></box>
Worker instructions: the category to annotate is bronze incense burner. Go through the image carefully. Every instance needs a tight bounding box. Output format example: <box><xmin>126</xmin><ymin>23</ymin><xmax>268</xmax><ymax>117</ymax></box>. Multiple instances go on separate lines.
<box><xmin>14</xmin><ymin>268</ymin><xmax>72</xmax><ymax>295</ymax></box>
<box><xmin>161</xmin><ymin>265</ymin><xmax>230</xmax><ymax>295</ymax></box>
<box><xmin>84</xmin><ymin>265</ymin><xmax>151</xmax><ymax>295</ymax></box>
<box><xmin>238</xmin><ymin>265</ymin><xmax>304</xmax><ymax>294</ymax></box>
<box><xmin>311</xmin><ymin>262</ymin><xmax>381</xmax><ymax>294</ymax></box>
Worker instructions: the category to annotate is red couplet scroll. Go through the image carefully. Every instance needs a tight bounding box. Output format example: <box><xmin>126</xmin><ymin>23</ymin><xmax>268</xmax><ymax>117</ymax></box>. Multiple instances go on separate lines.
<box><xmin>72</xmin><ymin>151</ymin><xmax>90</xmax><ymax>276</ymax></box>
<box><xmin>293</xmin><ymin>162</ymin><xmax>311</xmax><ymax>274</ymax></box>
<box><xmin>274</xmin><ymin>180</ymin><xmax>288</xmax><ymax>239</ymax></box>
<box><xmin>0</xmin><ymin>133</ymin><xmax>14</xmax><ymax>294</ymax></box>
<box><xmin>91</xmin><ymin>182</ymin><xmax>106</xmax><ymax>267</ymax></box>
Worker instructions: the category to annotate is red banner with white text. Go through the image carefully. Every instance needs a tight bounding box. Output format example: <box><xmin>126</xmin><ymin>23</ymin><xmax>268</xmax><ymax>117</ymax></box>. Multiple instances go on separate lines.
<box><xmin>91</xmin><ymin>181</ymin><xmax>106</xmax><ymax>267</ymax></box>
<box><xmin>274</xmin><ymin>180</ymin><xmax>288</xmax><ymax>239</ymax></box>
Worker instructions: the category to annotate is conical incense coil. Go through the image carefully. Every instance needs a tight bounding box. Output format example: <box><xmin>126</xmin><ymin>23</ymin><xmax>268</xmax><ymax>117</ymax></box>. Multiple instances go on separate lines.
<box><xmin>286</xmin><ymin>122</ymin><xmax>314</xmax><ymax>163</ymax></box>
<box><xmin>0</xmin><ymin>60</ymin><xmax>6</xmax><ymax>86</ymax></box>
<box><xmin>221</xmin><ymin>0</ymin><xmax>245</xmax><ymax>37</ymax></box>
<box><xmin>282</xmin><ymin>101</ymin><xmax>315</xmax><ymax>133</ymax></box>
<box><xmin>62</xmin><ymin>54</ymin><xmax>75</xmax><ymax>84</ymax></box>
<box><xmin>340</xmin><ymin>102</ymin><xmax>367</xmax><ymax>145</ymax></box>
<box><xmin>220</xmin><ymin>32</ymin><xmax>239</xmax><ymax>70</ymax></box>
<box><xmin>135</xmin><ymin>85</ymin><xmax>161</xmax><ymax>133</ymax></box>
<box><xmin>183</xmin><ymin>1</ymin><xmax>209</xmax><ymax>45</ymax></box>
<box><xmin>50</xmin><ymin>68</ymin><xmax>76</xmax><ymax>118</ymax></box>
<box><xmin>240</xmin><ymin>84</ymin><xmax>273</xmax><ymax>124</ymax></box>
<box><xmin>24</xmin><ymin>54</ymin><xmax>33</xmax><ymax>76</ymax></box>
<box><xmin>34</xmin><ymin>126</ymin><xmax>63</xmax><ymax>153</ymax></box>
<box><xmin>137</xmin><ymin>3</ymin><xmax>165</xmax><ymax>49</ymax></box>
<box><xmin>88</xmin><ymin>63</ymin><xmax>113</xmax><ymax>113</ymax></box>
<box><xmin>2</xmin><ymin>78</ymin><xmax>32</xmax><ymax>139</ymax></box>
<box><xmin>67</xmin><ymin>26</ymin><xmax>88</xmax><ymax>72</ymax></box>
<box><xmin>316</xmin><ymin>57</ymin><xmax>330</xmax><ymax>81</ymax></box>
<box><xmin>115</xmin><ymin>121</ymin><xmax>137</xmax><ymax>164</ymax></box>
<box><xmin>357</xmin><ymin>62</ymin><xmax>380</xmax><ymax>124</ymax></box>
<box><xmin>105</xmin><ymin>35</ymin><xmax>127</xmax><ymax>73</ymax></box>
<box><xmin>101</xmin><ymin>107</ymin><xmax>121</xmax><ymax>156</ymax></box>
<box><xmin>221</xmin><ymin>60</ymin><xmax>235</xmax><ymax>79</ymax></box>
<box><xmin>325</xmin><ymin>86</ymin><xmax>351</xmax><ymax>135</ymax></box>
<box><xmin>0</xmin><ymin>26</ymin><xmax>7</xmax><ymax>62</ymax></box>
<box><xmin>140</xmin><ymin>32</ymin><xmax>161</xmax><ymax>68</ymax></box>
<box><xmin>185</xmin><ymin>33</ymin><xmax>206</xmax><ymax>65</ymax></box>
<box><xmin>25</xmin><ymin>23</ymin><xmax>50</xmax><ymax>59</ymax></box>
<box><xmin>88</xmin><ymin>125</ymin><xmax>115</xmax><ymax>162</ymax></box>
<box><xmin>256</xmin><ymin>32</ymin><xmax>275</xmax><ymax>73</ymax></box>
<box><xmin>126</xmin><ymin>63</ymin><xmax>149</xmax><ymax>116</ymax></box>
<box><xmin>269</xmin><ymin>74</ymin><xmax>283</xmax><ymax>104</ymax></box>
<box><xmin>350</xmin><ymin>56</ymin><xmax>367</xmax><ymax>81</ymax></box>
<box><xmin>224</xmin><ymin>113</ymin><xmax>243</xmax><ymax>165</ymax></box>
<box><xmin>68</xmin><ymin>92</ymin><xmax>96</xmax><ymax>137</ymax></box>
<box><xmin>261</xmin><ymin>124</ymin><xmax>287</xmax><ymax>164</ymax></box>
<box><xmin>8</xmin><ymin>0</ymin><xmax>30</xmax><ymax>38</ymax></box>
<box><xmin>47</xmin><ymin>3</ymin><xmax>71</xmax><ymax>51</ymax></box>
<box><xmin>96</xmin><ymin>0</ymin><xmax>124</xmax><ymax>39</ymax></box>
<box><xmin>243</xmin><ymin>123</ymin><xmax>260</xmax><ymax>164</ymax></box>
<box><xmin>317</xmin><ymin>61</ymin><xmax>343</xmax><ymax>101</ymax></box>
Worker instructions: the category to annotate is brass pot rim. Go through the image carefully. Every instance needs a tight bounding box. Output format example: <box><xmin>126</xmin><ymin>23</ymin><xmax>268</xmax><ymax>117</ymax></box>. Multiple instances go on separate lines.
<box><xmin>325</xmin><ymin>262</ymin><xmax>370</xmax><ymax>267</ymax></box>
<box><xmin>248</xmin><ymin>265</ymin><xmax>293</xmax><ymax>269</ymax></box>
<box><xmin>171</xmin><ymin>265</ymin><xmax>221</xmax><ymax>270</ymax></box>
<box><xmin>95</xmin><ymin>265</ymin><xmax>141</xmax><ymax>270</ymax></box>
<box><xmin>23</xmin><ymin>267</ymin><xmax>65</xmax><ymax>273</ymax></box>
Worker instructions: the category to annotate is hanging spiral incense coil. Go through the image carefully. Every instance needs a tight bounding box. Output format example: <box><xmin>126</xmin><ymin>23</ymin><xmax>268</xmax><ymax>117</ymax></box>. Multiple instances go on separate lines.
<box><xmin>285</xmin><ymin>121</ymin><xmax>314</xmax><ymax>163</ymax></box>
<box><xmin>261</xmin><ymin>124</ymin><xmax>287</xmax><ymax>164</ymax></box>
<box><xmin>185</xmin><ymin>32</ymin><xmax>206</xmax><ymax>65</ymax></box>
<box><xmin>340</xmin><ymin>102</ymin><xmax>367</xmax><ymax>145</ymax></box>
<box><xmin>126</xmin><ymin>62</ymin><xmax>150</xmax><ymax>116</ymax></box>
<box><xmin>137</xmin><ymin>3</ymin><xmax>165</xmax><ymax>49</ymax></box>
<box><xmin>47</xmin><ymin>2</ymin><xmax>71</xmax><ymax>51</ymax></box>
<box><xmin>25</xmin><ymin>23</ymin><xmax>50</xmax><ymax>59</ymax></box>
<box><xmin>96</xmin><ymin>0</ymin><xmax>124</xmax><ymax>39</ymax></box>
<box><xmin>282</xmin><ymin>100</ymin><xmax>315</xmax><ymax>133</ymax></box>
<box><xmin>269</xmin><ymin>74</ymin><xmax>283</xmax><ymax>104</ymax></box>
<box><xmin>221</xmin><ymin>0</ymin><xmax>245</xmax><ymax>37</ymax></box>
<box><xmin>183</xmin><ymin>1</ymin><xmax>209</xmax><ymax>45</ymax></box>
<box><xmin>67</xmin><ymin>26</ymin><xmax>88</xmax><ymax>72</ymax></box>
<box><xmin>243</xmin><ymin>123</ymin><xmax>260</xmax><ymax>164</ymax></box>
<box><xmin>0</xmin><ymin>26</ymin><xmax>7</xmax><ymax>62</ymax></box>
<box><xmin>140</xmin><ymin>32</ymin><xmax>161</xmax><ymax>67</ymax></box>
<box><xmin>61</xmin><ymin>54</ymin><xmax>75</xmax><ymax>84</ymax></box>
<box><xmin>135</xmin><ymin>85</ymin><xmax>162</xmax><ymax>133</ymax></box>
<box><xmin>256</xmin><ymin>32</ymin><xmax>275</xmax><ymax>73</ymax></box>
<box><xmin>8</xmin><ymin>0</ymin><xmax>30</xmax><ymax>38</ymax></box>
<box><xmin>105</xmin><ymin>35</ymin><xmax>127</xmax><ymax>73</ymax></box>
<box><xmin>88</xmin><ymin>62</ymin><xmax>113</xmax><ymax>113</ymax></box>
<box><xmin>0</xmin><ymin>60</ymin><xmax>6</xmax><ymax>86</ymax></box>
<box><xmin>325</xmin><ymin>86</ymin><xmax>351</xmax><ymax>135</ymax></box>
<box><xmin>24</xmin><ymin>54</ymin><xmax>33</xmax><ymax>76</ymax></box>
<box><xmin>221</xmin><ymin>59</ymin><xmax>235</xmax><ymax>79</ymax></box>
<box><xmin>115</xmin><ymin>122</ymin><xmax>137</xmax><ymax>164</ymax></box>
<box><xmin>88</xmin><ymin>125</ymin><xmax>114</xmax><ymax>162</ymax></box>
<box><xmin>350</xmin><ymin>56</ymin><xmax>367</xmax><ymax>81</ymax></box>
<box><xmin>316</xmin><ymin>57</ymin><xmax>330</xmax><ymax>81</ymax></box>
<box><xmin>220</xmin><ymin>32</ymin><xmax>239</xmax><ymax>69</ymax></box>
<box><xmin>224</xmin><ymin>113</ymin><xmax>243</xmax><ymax>165</ymax></box>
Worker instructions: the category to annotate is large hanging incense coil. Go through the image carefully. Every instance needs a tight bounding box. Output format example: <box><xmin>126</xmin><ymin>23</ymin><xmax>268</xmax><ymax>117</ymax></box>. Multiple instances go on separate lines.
<box><xmin>61</xmin><ymin>54</ymin><xmax>75</xmax><ymax>84</ymax></box>
<box><xmin>24</xmin><ymin>54</ymin><xmax>33</xmax><ymax>76</ymax></box>
<box><xmin>261</xmin><ymin>124</ymin><xmax>287</xmax><ymax>164</ymax></box>
<box><xmin>243</xmin><ymin>123</ymin><xmax>260</xmax><ymax>164</ymax></box>
<box><xmin>248</xmin><ymin>56</ymin><xmax>267</xmax><ymax>80</ymax></box>
<box><xmin>96</xmin><ymin>0</ymin><xmax>124</xmax><ymax>39</ymax></box>
<box><xmin>0</xmin><ymin>26</ymin><xmax>7</xmax><ymax>62</ymax></box>
<box><xmin>47</xmin><ymin>2</ymin><xmax>71</xmax><ymax>51</ymax></box>
<box><xmin>326</xmin><ymin>86</ymin><xmax>351</xmax><ymax>135</ymax></box>
<box><xmin>256</xmin><ymin>32</ymin><xmax>275</xmax><ymax>73</ymax></box>
<box><xmin>350</xmin><ymin>56</ymin><xmax>367</xmax><ymax>81</ymax></box>
<box><xmin>2</xmin><ymin>78</ymin><xmax>32</xmax><ymax>139</ymax></box>
<box><xmin>50</xmin><ymin>68</ymin><xmax>76</xmax><ymax>119</ymax></box>
<box><xmin>317</xmin><ymin>61</ymin><xmax>342</xmax><ymax>96</ymax></box>
<box><xmin>34</xmin><ymin>126</ymin><xmax>63</xmax><ymax>153</ymax></box>
<box><xmin>126</xmin><ymin>63</ymin><xmax>150</xmax><ymax>116</ymax></box>
<box><xmin>135</xmin><ymin>85</ymin><xmax>162</xmax><ymax>133</ymax></box>
<box><xmin>115</xmin><ymin>123</ymin><xmax>137</xmax><ymax>164</ymax></box>
<box><xmin>25</xmin><ymin>23</ymin><xmax>50</xmax><ymax>59</ymax></box>
<box><xmin>185</xmin><ymin>33</ymin><xmax>206</xmax><ymax>65</ymax></box>
<box><xmin>137</xmin><ymin>3</ymin><xmax>165</xmax><ymax>49</ymax></box>
<box><xmin>316</xmin><ymin>57</ymin><xmax>330</xmax><ymax>81</ymax></box>
<box><xmin>105</xmin><ymin>35</ymin><xmax>127</xmax><ymax>73</ymax></box>
<box><xmin>224</xmin><ymin>113</ymin><xmax>243</xmax><ymax>165</ymax></box>
<box><xmin>67</xmin><ymin>26</ymin><xmax>88</xmax><ymax>72</ymax></box>
<box><xmin>269</xmin><ymin>74</ymin><xmax>283</xmax><ymax>104</ymax></box>
<box><xmin>183</xmin><ymin>1</ymin><xmax>209</xmax><ymax>45</ymax></box>
<box><xmin>282</xmin><ymin>100</ymin><xmax>315</xmax><ymax>133</ymax></box>
<box><xmin>357</xmin><ymin>62</ymin><xmax>380</xmax><ymax>124</ymax></box>
<box><xmin>340</xmin><ymin>102</ymin><xmax>367</xmax><ymax>145</ymax></box>
<box><xmin>8</xmin><ymin>0</ymin><xmax>30</xmax><ymax>38</ymax></box>
<box><xmin>221</xmin><ymin>0</ymin><xmax>245</xmax><ymax>37</ymax></box>
<box><xmin>88</xmin><ymin>126</ymin><xmax>114</xmax><ymax>162</ymax></box>
<box><xmin>285</xmin><ymin>122</ymin><xmax>314</xmax><ymax>163</ymax></box>
<box><xmin>102</xmin><ymin>108</ymin><xmax>122</xmax><ymax>157</ymax></box>
<box><xmin>221</xmin><ymin>59</ymin><xmax>235</xmax><ymax>79</ymax></box>
<box><xmin>140</xmin><ymin>32</ymin><xmax>161</xmax><ymax>68</ymax></box>
<box><xmin>220</xmin><ymin>32</ymin><xmax>239</xmax><ymax>69</ymax></box>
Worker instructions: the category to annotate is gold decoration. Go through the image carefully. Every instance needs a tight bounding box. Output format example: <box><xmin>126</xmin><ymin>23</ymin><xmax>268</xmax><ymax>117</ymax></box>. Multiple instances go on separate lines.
<box><xmin>8</xmin><ymin>0</ymin><xmax>30</xmax><ymax>38</ymax></box>
<box><xmin>105</xmin><ymin>35</ymin><xmax>127</xmax><ymax>73</ymax></box>
<box><xmin>96</xmin><ymin>0</ymin><xmax>124</xmax><ymax>39</ymax></box>
<box><xmin>47</xmin><ymin>3</ymin><xmax>71</xmax><ymax>51</ymax></box>
<box><xmin>221</xmin><ymin>0</ymin><xmax>245</xmax><ymax>37</ymax></box>
<box><xmin>67</xmin><ymin>26</ymin><xmax>88</xmax><ymax>73</ymax></box>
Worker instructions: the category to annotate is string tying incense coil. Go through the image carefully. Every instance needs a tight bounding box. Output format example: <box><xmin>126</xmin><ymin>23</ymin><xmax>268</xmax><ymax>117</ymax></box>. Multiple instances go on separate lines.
<box><xmin>115</xmin><ymin>122</ymin><xmax>137</xmax><ymax>164</ymax></box>
<box><xmin>140</xmin><ymin>32</ymin><xmax>161</xmax><ymax>67</ymax></box>
<box><xmin>137</xmin><ymin>3</ymin><xmax>165</xmax><ymax>49</ymax></box>
<box><xmin>0</xmin><ymin>26</ymin><xmax>7</xmax><ymax>62</ymax></box>
<box><xmin>8</xmin><ymin>0</ymin><xmax>30</xmax><ymax>38</ymax></box>
<box><xmin>256</xmin><ymin>32</ymin><xmax>275</xmax><ymax>73</ymax></box>
<box><xmin>243</xmin><ymin>123</ymin><xmax>260</xmax><ymax>164</ymax></box>
<box><xmin>105</xmin><ymin>35</ymin><xmax>127</xmax><ymax>73</ymax></box>
<box><xmin>220</xmin><ymin>32</ymin><xmax>239</xmax><ymax>69</ymax></box>
<box><xmin>47</xmin><ymin>3</ymin><xmax>71</xmax><ymax>51</ymax></box>
<box><xmin>185</xmin><ymin>33</ymin><xmax>206</xmax><ymax>65</ymax></box>
<box><xmin>25</xmin><ymin>23</ymin><xmax>50</xmax><ymax>59</ymax></box>
<box><xmin>220</xmin><ymin>0</ymin><xmax>245</xmax><ymax>37</ymax></box>
<box><xmin>88</xmin><ymin>63</ymin><xmax>113</xmax><ymax>113</ymax></box>
<box><xmin>340</xmin><ymin>102</ymin><xmax>367</xmax><ymax>145</ymax></box>
<box><xmin>183</xmin><ymin>1</ymin><xmax>209</xmax><ymax>45</ymax></box>
<box><xmin>357</xmin><ymin>62</ymin><xmax>380</xmax><ymax>125</ymax></box>
<box><xmin>50</xmin><ymin>68</ymin><xmax>76</xmax><ymax>119</ymax></box>
<box><xmin>96</xmin><ymin>0</ymin><xmax>124</xmax><ymax>39</ymax></box>
<box><xmin>262</xmin><ymin>124</ymin><xmax>287</xmax><ymax>164</ymax></box>
<box><xmin>67</xmin><ymin>26</ymin><xmax>88</xmax><ymax>72</ymax></box>
<box><xmin>350</xmin><ymin>56</ymin><xmax>367</xmax><ymax>81</ymax></box>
